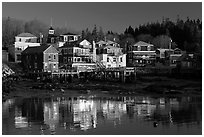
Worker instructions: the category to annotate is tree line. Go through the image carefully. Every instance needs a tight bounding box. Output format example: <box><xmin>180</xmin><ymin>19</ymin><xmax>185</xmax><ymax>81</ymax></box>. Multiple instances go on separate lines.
<box><xmin>2</xmin><ymin>17</ymin><xmax>78</xmax><ymax>48</ymax></box>
<box><xmin>3</xmin><ymin>16</ymin><xmax>202</xmax><ymax>55</ymax></box>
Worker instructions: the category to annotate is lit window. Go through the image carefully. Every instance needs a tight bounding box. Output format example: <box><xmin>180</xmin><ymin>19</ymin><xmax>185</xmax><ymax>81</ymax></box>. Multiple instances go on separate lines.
<box><xmin>147</xmin><ymin>46</ymin><xmax>151</xmax><ymax>51</ymax></box>
<box><xmin>34</xmin><ymin>63</ymin><xmax>37</xmax><ymax>69</ymax></box>
<box><xmin>113</xmin><ymin>58</ymin><xmax>116</xmax><ymax>62</ymax></box>
<box><xmin>138</xmin><ymin>46</ymin><xmax>141</xmax><ymax>51</ymax></box>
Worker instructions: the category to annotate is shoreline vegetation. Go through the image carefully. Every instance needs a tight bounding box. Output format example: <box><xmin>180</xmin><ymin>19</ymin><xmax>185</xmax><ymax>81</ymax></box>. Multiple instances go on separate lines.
<box><xmin>3</xmin><ymin>74</ymin><xmax>201</xmax><ymax>102</ymax></box>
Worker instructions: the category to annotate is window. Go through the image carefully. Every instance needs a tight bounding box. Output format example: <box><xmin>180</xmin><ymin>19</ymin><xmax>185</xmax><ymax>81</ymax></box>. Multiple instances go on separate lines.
<box><xmin>16</xmin><ymin>54</ymin><xmax>21</xmax><ymax>61</ymax></box>
<box><xmin>137</xmin><ymin>46</ymin><xmax>141</xmax><ymax>51</ymax></box>
<box><xmin>48</xmin><ymin>55</ymin><xmax>51</xmax><ymax>61</ymax></box>
<box><xmin>51</xmin><ymin>38</ymin><xmax>54</xmax><ymax>43</ymax></box>
<box><xmin>34</xmin><ymin>63</ymin><xmax>37</xmax><ymax>69</ymax></box>
<box><xmin>120</xmin><ymin>57</ymin><xmax>123</xmax><ymax>62</ymax></box>
<box><xmin>73</xmin><ymin>58</ymin><xmax>76</xmax><ymax>62</ymax></box>
<box><xmin>44</xmin><ymin>63</ymin><xmax>47</xmax><ymax>68</ymax></box>
<box><xmin>147</xmin><ymin>46</ymin><xmax>151</xmax><ymax>51</ymax></box>
<box><xmin>53</xmin><ymin>54</ymin><xmax>56</xmax><ymax>60</ymax></box>
<box><xmin>63</xmin><ymin>57</ymin><xmax>67</xmax><ymax>63</ymax></box>
<box><xmin>19</xmin><ymin>38</ymin><xmax>21</xmax><ymax>42</ymax></box>
<box><xmin>53</xmin><ymin>64</ymin><xmax>56</xmax><ymax>68</ymax></box>
<box><xmin>107</xmin><ymin>57</ymin><xmax>109</xmax><ymax>62</ymax></box>
<box><xmin>64</xmin><ymin>36</ymin><xmax>67</xmax><ymax>42</ymax></box>
<box><xmin>113</xmin><ymin>58</ymin><xmax>116</xmax><ymax>62</ymax></box>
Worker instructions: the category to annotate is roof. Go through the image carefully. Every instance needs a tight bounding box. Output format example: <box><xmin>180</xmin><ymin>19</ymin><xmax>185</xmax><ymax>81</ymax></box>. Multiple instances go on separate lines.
<box><xmin>59</xmin><ymin>41</ymin><xmax>79</xmax><ymax>49</ymax></box>
<box><xmin>156</xmin><ymin>48</ymin><xmax>174</xmax><ymax>52</ymax></box>
<box><xmin>106</xmin><ymin>40</ymin><xmax>116</xmax><ymax>45</ymax></box>
<box><xmin>22</xmin><ymin>44</ymin><xmax>50</xmax><ymax>54</ymax></box>
<box><xmin>62</xmin><ymin>32</ymin><xmax>79</xmax><ymax>36</ymax></box>
<box><xmin>16</xmin><ymin>33</ymin><xmax>37</xmax><ymax>37</ymax></box>
<box><xmin>79</xmin><ymin>39</ymin><xmax>91</xmax><ymax>45</ymax></box>
<box><xmin>49</xmin><ymin>26</ymin><xmax>54</xmax><ymax>30</ymax></box>
<box><xmin>133</xmin><ymin>41</ymin><xmax>154</xmax><ymax>46</ymax></box>
<box><xmin>96</xmin><ymin>40</ymin><xmax>107</xmax><ymax>45</ymax></box>
<box><xmin>104</xmin><ymin>45</ymin><xmax>120</xmax><ymax>50</ymax></box>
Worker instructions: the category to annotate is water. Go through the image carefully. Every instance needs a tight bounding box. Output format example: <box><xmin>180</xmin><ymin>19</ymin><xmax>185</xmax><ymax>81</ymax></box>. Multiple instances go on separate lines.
<box><xmin>2</xmin><ymin>94</ymin><xmax>202</xmax><ymax>135</ymax></box>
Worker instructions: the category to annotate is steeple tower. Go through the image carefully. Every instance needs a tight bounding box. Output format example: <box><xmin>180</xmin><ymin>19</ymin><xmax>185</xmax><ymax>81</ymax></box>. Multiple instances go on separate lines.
<box><xmin>49</xmin><ymin>17</ymin><xmax>54</xmax><ymax>35</ymax></box>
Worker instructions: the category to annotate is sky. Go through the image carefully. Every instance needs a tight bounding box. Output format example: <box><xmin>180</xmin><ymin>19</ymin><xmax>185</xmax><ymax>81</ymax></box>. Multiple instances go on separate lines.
<box><xmin>2</xmin><ymin>2</ymin><xmax>202</xmax><ymax>33</ymax></box>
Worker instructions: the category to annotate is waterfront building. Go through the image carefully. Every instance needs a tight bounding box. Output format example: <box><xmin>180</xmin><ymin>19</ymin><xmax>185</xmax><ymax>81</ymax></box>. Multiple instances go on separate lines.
<box><xmin>58</xmin><ymin>32</ymin><xmax>81</xmax><ymax>47</ymax></box>
<box><xmin>176</xmin><ymin>53</ymin><xmax>194</xmax><ymax>68</ymax></box>
<box><xmin>59</xmin><ymin>40</ymin><xmax>96</xmax><ymax>72</ymax></box>
<box><xmin>8</xmin><ymin>33</ymin><xmax>40</xmax><ymax>63</ymax></box>
<box><xmin>156</xmin><ymin>48</ymin><xmax>174</xmax><ymax>59</ymax></box>
<box><xmin>169</xmin><ymin>48</ymin><xmax>185</xmax><ymax>67</ymax></box>
<box><xmin>127</xmin><ymin>41</ymin><xmax>156</xmax><ymax>67</ymax></box>
<box><xmin>47</xmin><ymin>26</ymin><xmax>59</xmax><ymax>49</ymax></box>
<box><xmin>96</xmin><ymin>44</ymin><xmax>126</xmax><ymax>68</ymax></box>
<box><xmin>21</xmin><ymin>44</ymin><xmax>59</xmax><ymax>73</ymax></box>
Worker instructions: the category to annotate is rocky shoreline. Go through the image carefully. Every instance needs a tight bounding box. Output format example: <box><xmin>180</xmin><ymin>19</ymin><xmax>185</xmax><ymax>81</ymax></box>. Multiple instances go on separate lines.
<box><xmin>3</xmin><ymin>75</ymin><xmax>202</xmax><ymax>101</ymax></box>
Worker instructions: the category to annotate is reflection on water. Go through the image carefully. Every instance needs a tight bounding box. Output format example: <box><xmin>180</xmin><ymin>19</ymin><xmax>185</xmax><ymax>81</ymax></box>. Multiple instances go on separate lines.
<box><xmin>2</xmin><ymin>95</ymin><xmax>202</xmax><ymax>135</ymax></box>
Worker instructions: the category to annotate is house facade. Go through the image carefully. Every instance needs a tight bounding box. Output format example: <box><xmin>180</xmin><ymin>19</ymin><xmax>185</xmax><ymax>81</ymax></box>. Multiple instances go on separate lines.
<box><xmin>21</xmin><ymin>44</ymin><xmax>59</xmax><ymax>73</ymax></box>
<box><xmin>9</xmin><ymin>33</ymin><xmax>41</xmax><ymax>62</ymax></box>
<box><xmin>58</xmin><ymin>33</ymin><xmax>81</xmax><ymax>47</ymax></box>
<box><xmin>127</xmin><ymin>41</ymin><xmax>156</xmax><ymax>67</ymax></box>
<box><xmin>169</xmin><ymin>48</ymin><xmax>185</xmax><ymax>67</ymax></box>
<box><xmin>96</xmin><ymin>44</ymin><xmax>126</xmax><ymax>68</ymax></box>
<box><xmin>59</xmin><ymin>40</ymin><xmax>96</xmax><ymax>72</ymax></box>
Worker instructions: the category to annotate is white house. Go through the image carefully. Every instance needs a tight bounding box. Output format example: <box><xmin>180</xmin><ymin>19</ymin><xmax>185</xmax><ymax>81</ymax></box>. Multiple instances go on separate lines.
<box><xmin>9</xmin><ymin>33</ymin><xmax>40</xmax><ymax>62</ymax></box>
<box><xmin>96</xmin><ymin>45</ymin><xmax>126</xmax><ymax>68</ymax></box>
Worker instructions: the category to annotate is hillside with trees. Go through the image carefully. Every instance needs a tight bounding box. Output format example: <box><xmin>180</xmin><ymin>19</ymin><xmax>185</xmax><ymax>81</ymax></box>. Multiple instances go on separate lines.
<box><xmin>3</xmin><ymin>16</ymin><xmax>202</xmax><ymax>55</ymax></box>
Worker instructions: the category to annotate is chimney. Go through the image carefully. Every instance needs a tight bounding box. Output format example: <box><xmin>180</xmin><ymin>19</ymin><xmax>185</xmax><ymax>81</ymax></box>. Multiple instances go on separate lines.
<box><xmin>40</xmin><ymin>33</ymin><xmax>43</xmax><ymax>44</ymax></box>
<box><xmin>169</xmin><ymin>38</ymin><xmax>172</xmax><ymax>49</ymax></box>
<box><xmin>92</xmin><ymin>41</ymin><xmax>96</xmax><ymax>62</ymax></box>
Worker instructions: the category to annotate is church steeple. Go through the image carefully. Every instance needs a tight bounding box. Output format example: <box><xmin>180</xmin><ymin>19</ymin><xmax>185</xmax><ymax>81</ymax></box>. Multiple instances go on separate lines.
<box><xmin>49</xmin><ymin>17</ymin><xmax>54</xmax><ymax>35</ymax></box>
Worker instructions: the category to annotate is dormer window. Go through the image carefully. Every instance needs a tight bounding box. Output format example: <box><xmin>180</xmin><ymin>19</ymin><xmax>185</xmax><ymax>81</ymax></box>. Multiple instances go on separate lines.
<box><xmin>137</xmin><ymin>46</ymin><xmax>141</xmax><ymax>51</ymax></box>
<box><xmin>147</xmin><ymin>46</ymin><xmax>151</xmax><ymax>51</ymax></box>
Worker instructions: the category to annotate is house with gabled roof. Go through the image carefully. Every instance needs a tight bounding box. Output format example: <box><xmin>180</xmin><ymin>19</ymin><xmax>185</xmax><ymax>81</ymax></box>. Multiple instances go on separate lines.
<box><xmin>96</xmin><ymin>44</ymin><xmax>126</xmax><ymax>68</ymax></box>
<box><xmin>127</xmin><ymin>41</ymin><xmax>156</xmax><ymax>67</ymax></box>
<box><xmin>21</xmin><ymin>44</ymin><xmax>59</xmax><ymax>73</ymax></box>
<box><xmin>58</xmin><ymin>40</ymin><xmax>96</xmax><ymax>72</ymax></box>
<box><xmin>9</xmin><ymin>32</ymin><xmax>41</xmax><ymax>62</ymax></box>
